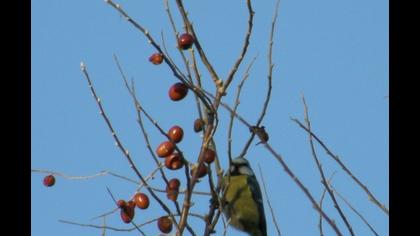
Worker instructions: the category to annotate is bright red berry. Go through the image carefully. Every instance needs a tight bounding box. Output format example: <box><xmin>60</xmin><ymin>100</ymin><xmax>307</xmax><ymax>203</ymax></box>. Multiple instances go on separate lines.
<box><xmin>43</xmin><ymin>175</ymin><xmax>55</xmax><ymax>187</ymax></box>
<box><xmin>168</xmin><ymin>83</ymin><xmax>188</xmax><ymax>101</ymax></box>
<box><xmin>168</xmin><ymin>125</ymin><xmax>184</xmax><ymax>143</ymax></box>
<box><xmin>178</xmin><ymin>33</ymin><xmax>194</xmax><ymax>50</ymax></box>
<box><xmin>149</xmin><ymin>53</ymin><xmax>164</xmax><ymax>65</ymax></box>
<box><xmin>158</xmin><ymin>216</ymin><xmax>173</xmax><ymax>233</ymax></box>
<box><xmin>156</xmin><ymin>141</ymin><xmax>175</xmax><ymax>158</ymax></box>
<box><xmin>165</xmin><ymin>152</ymin><xmax>184</xmax><ymax>170</ymax></box>
<box><xmin>133</xmin><ymin>193</ymin><xmax>150</xmax><ymax>209</ymax></box>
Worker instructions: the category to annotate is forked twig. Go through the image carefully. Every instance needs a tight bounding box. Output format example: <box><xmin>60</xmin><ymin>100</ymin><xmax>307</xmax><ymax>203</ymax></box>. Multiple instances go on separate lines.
<box><xmin>228</xmin><ymin>56</ymin><xmax>257</xmax><ymax>163</ymax></box>
<box><xmin>302</xmin><ymin>95</ymin><xmax>355</xmax><ymax>236</ymax></box>
<box><xmin>318</xmin><ymin>172</ymin><xmax>337</xmax><ymax>236</ymax></box>
<box><xmin>330</xmin><ymin>184</ymin><xmax>380</xmax><ymax>236</ymax></box>
<box><xmin>263</xmin><ymin>142</ymin><xmax>343</xmax><ymax>236</ymax></box>
<box><xmin>112</xmin><ymin>55</ymin><xmax>197</xmax><ymax>236</ymax></box>
<box><xmin>80</xmin><ymin>62</ymin><xmax>179</xmax><ymax>230</ymax></box>
<box><xmin>223</xmin><ymin>0</ymin><xmax>254</xmax><ymax>92</ymax></box>
<box><xmin>258</xmin><ymin>164</ymin><xmax>282</xmax><ymax>236</ymax></box>
<box><xmin>291</xmin><ymin>117</ymin><xmax>389</xmax><ymax>215</ymax></box>
<box><xmin>239</xmin><ymin>0</ymin><xmax>280</xmax><ymax>157</ymax></box>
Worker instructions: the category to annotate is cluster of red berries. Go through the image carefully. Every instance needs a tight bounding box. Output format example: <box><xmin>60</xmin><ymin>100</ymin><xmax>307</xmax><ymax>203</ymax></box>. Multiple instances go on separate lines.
<box><xmin>155</xmin><ymin>125</ymin><xmax>185</xmax><ymax>170</ymax></box>
<box><xmin>116</xmin><ymin>192</ymin><xmax>149</xmax><ymax>223</ymax></box>
<box><xmin>149</xmin><ymin>33</ymin><xmax>194</xmax><ymax>102</ymax></box>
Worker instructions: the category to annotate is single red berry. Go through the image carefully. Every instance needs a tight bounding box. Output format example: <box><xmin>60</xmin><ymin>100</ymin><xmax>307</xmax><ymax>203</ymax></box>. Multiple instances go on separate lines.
<box><xmin>167</xmin><ymin>125</ymin><xmax>184</xmax><ymax>143</ymax></box>
<box><xmin>166</xmin><ymin>189</ymin><xmax>179</xmax><ymax>201</ymax></box>
<box><xmin>120</xmin><ymin>200</ymin><xmax>135</xmax><ymax>223</ymax></box>
<box><xmin>168</xmin><ymin>82</ymin><xmax>188</xmax><ymax>101</ymax></box>
<box><xmin>158</xmin><ymin>216</ymin><xmax>173</xmax><ymax>233</ymax></box>
<box><xmin>43</xmin><ymin>175</ymin><xmax>55</xmax><ymax>187</ymax></box>
<box><xmin>165</xmin><ymin>152</ymin><xmax>184</xmax><ymax>170</ymax></box>
<box><xmin>178</xmin><ymin>33</ymin><xmax>194</xmax><ymax>50</ymax></box>
<box><xmin>156</xmin><ymin>141</ymin><xmax>175</xmax><ymax>158</ymax></box>
<box><xmin>167</xmin><ymin>178</ymin><xmax>181</xmax><ymax>190</ymax></box>
<box><xmin>190</xmin><ymin>163</ymin><xmax>208</xmax><ymax>178</ymax></box>
<box><xmin>149</xmin><ymin>52</ymin><xmax>164</xmax><ymax>65</ymax></box>
<box><xmin>120</xmin><ymin>208</ymin><xmax>134</xmax><ymax>223</ymax></box>
<box><xmin>133</xmin><ymin>193</ymin><xmax>150</xmax><ymax>209</ymax></box>
<box><xmin>166</xmin><ymin>178</ymin><xmax>181</xmax><ymax>201</ymax></box>
<box><xmin>193</xmin><ymin>118</ymin><xmax>204</xmax><ymax>132</ymax></box>
<box><xmin>203</xmin><ymin>148</ymin><xmax>216</xmax><ymax>164</ymax></box>
<box><xmin>117</xmin><ymin>199</ymin><xmax>127</xmax><ymax>209</ymax></box>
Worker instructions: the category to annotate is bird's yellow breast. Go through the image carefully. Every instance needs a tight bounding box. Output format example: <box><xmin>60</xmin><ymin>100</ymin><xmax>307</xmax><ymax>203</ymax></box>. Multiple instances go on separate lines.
<box><xmin>224</xmin><ymin>175</ymin><xmax>261</xmax><ymax>233</ymax></box>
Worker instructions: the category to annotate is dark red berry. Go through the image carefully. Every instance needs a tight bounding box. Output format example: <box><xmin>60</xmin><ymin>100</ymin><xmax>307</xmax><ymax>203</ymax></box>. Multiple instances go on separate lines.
<box><xmin>43</xmin><ymin>175</ymin><xmax>55</xmax><ymax>187</ymax></box>
<box><xmin>178</xmin><ymin>33</ymin><xmax>194</xmax><ymax>50</ymax></box>
<box><xmin>168</xmin><ymin>125</ymin><xmax>184</xmax><ymax>143</ymax></box>
<box><xmin>168</xmin><ymin>83</ymin><xmax>188</xmax><ymax>101</ymax></box>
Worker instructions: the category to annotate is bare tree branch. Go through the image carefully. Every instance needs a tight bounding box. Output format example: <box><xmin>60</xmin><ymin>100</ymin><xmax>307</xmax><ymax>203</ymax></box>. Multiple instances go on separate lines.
<box><xmin>80</xmin><ymin>62</ymin><xmax>180</xmax><ymax>230</ymax></box>
<box><xmin>330</xmin><ymin>184</ymin><xmax>380</xmax><ymax>236</ymax></box>
<box><xmin>239</xmin><ymin>0</ymin><xmax>280</xmax><ymax>157</ymax></box>
<box><xmin>263</xmin><ymin>142</ymin><xmax>343</xmax><ymax>236</ymax></box>
<box><xmin>223</xmin><ymin>0</ymin><xmax>254</xmax><ymax>92</ymax></box>
<box><xmin>318</xmin><ymin>172</ymin><xmax>337</xmax><ymax>236</ymax></box>
<box><xmin>291</xmin><ymin>117</ymin><xmax>389</xmax><ymax>215</ymax></box>
<box><xmin>301</xmin><ymin>95</ymin><xmax>355</xmax><ymax>236</ymax></box>
<box><xmin>258</xmin><ymin>164</ymin><xmax>282</xmax><ymax>236</ymax></box>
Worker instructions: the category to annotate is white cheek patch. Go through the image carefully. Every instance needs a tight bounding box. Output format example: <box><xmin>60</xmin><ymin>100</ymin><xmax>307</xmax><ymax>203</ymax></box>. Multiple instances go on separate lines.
<box><xmin>239</xmin><ymin>166</ymin><xmax>254</xmax><ymax>176</ymax></box>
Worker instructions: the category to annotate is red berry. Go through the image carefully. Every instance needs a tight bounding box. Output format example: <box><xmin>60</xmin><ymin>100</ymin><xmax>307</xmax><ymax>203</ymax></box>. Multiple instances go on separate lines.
<box><xmin>127</xmin><ymin>200</ymin><xmax>136</xmax><ymax>209</ymax></box>
<box><xmin>190</xmin><ymin>163</ymin><xmax>207</xmax><ymax>178</ymax></box>
<box><xmin>166</xmin><ymin>178</ymin><xmax>181</xmax><ymax>201</ymax></box>
<box><xmin>193</xmin><ymin>118</ymin><xmax>204</xmax><ymax>132</ymax></box>
<box><xmin>120</xmin><ymin>201</ymin><xmax>135</xmax><ymax>223</ymax></box>
<box><xmin>149</xmin><ymin>52</ymin><xmax>164</xmax><ymax>65</ymax></box>
<box><xmin>178</xmin><ymin>33</ymin><xmax>194</xmax><ymax>50</ymax></box>
<box><xmin>43</xmin><ymin>175</ymin><xmax>55</xmax><ymax>187</ymax></box>
<box><xmin>158</xmin><ymin>216</ymin><xmax>173</xmax><ymax>233</ymax></box>
<box><xmin>133</xmin><ymin>193</ymin><xmax>150</xmax><ymax>209</ymax></box>
<box><xmin>117</xmin><ymin>199</ymin><xmax>127</xmax><ymax>208</ymax></box>
<box><xmin>168</xmin><ymin>82</ymin><xmax>188</xmax><ymax>101</ymax></box>
<box><xmin>203</xmin><ymin>148</ymin><xmax>216</xmax><ymax>164</ymax></box>
<box><xmin>156</xmin><ymin>141</ymin><xmax>175</xmax><ymax>158</ymax></box>
<box><xmin>167</xmin><ymin>178</ymin><xmax>181</xmax><ymax>190</ymax></box>
<box><xmin>165</xmin><ymin>152</ymin><xmax>184</xmax><ymax>170</ymax></box>
<box><xmin>120</xmin><ymin>208</ymin><xmax>134</xmax><ymax>224</ymax></box>
<box><xmin>168</xmin><ymin>125</ymin><xmax>184</xmax><ymax>143</ymax></box>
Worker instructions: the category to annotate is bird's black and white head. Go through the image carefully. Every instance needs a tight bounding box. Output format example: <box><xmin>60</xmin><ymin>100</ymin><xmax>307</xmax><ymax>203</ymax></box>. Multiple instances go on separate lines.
<box><xmin>229</xmin><ymin>157</ymin><xmax>255</xmax><ymax>177</ymax></box>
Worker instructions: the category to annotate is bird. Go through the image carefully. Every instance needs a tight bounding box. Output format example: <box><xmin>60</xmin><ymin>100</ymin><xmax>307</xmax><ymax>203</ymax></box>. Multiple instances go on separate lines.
<box><xmin>249</xmin><ymin>126</ymin><xmax>269</xmax><ymax>145</ymax></box>
<box><xmin>221</xmin><ymin>156</ymin><xmax>267</xmax><ymax>236</ymax></box>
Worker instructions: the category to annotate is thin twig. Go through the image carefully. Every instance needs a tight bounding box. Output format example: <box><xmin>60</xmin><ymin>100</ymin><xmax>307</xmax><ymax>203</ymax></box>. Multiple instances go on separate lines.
<box><xmin>174</xmin><ymin>0</ymin><xmax>221</xmax><ymax>90</ymax></box>
<box><xmin>106</xmin><ymin>187</ymin><xmax>146</xmax><ymax>236</ymax></box>
<box><xmin>263</xmin><ymin>142</ymin><xmax>343</xmax><ymax>236</ymax></box>
<box><xmin>80</xmin><ymin>62</ymin><xmax>179</xmax><ymax>229</ymax></box>
<box><xmin>239</xmin><ymin>0</ymin><xmax>280</xmax><ymax>158</ymax></box>
<box><xmin>60</xmin><ymin>212</ymin><xmax>207</xmax><ymax>232</ymax></box>
<box><xmin>113</xmin><ymin>55</ymin><xmax>197</xmax><ymax>236</ymax></box>
<box><xmin>291</xmin><ymin>118</ymin><xmax>389</xmax><ymax>215</ymax></box>
<box><xmin>101</xmin><ymin>216</ymin><xmax>106</xmax><ymax>236</ymax></box>
<box><xmin>318</xmin><ymin>172</ymin><xmax>337</xmax><ymax>236</ymax></box>
<box><xmin>330</xmin><ymin>184</ymin><xmax>380</xmax><ymax>236</ymax></box>
<box><xmin>223</xmin><ymin>0</ymin><xmax>254</xmax><ymax>92</ymax></box>
<box><xmin>258</xmin><ymin>164</ymin><xmax>282</xmax><ymax>236</ymax></box>
<box><xmin>302</xmin><ymin>95</ymin><xmax>355</xmax><ymax>236</ymax></box>
<box><xmin>203</xmin><ymin>89</ymin><xmax>252</xmax><ymax>127</ymax></box>
<box><xmin>59</xmin><ymin>219</ymin><xmax>134</xmax><ymax>232</ymax></box>
<box><xmin>105</xmin><ymin>0</ymin><xmax>214</xmax><ymax>114</ymax></box>
<box><xmin>228</xmin><ymin>56</ymin><xmax>257</xmax><ymax>163</ymax></box>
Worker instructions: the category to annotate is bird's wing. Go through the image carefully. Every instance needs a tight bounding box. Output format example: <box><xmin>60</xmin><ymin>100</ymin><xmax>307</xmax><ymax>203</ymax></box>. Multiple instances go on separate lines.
<box><xmin>248</xmin><ymin>175</ymin><xmax>267</xmax><ymax>236</ymax></box>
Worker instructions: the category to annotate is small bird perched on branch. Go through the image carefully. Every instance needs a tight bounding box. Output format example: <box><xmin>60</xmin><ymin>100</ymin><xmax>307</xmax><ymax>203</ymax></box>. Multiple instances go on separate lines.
<box><xmin>250</xmin><ymin>126</ymin><xmax>269</xmax><ymax>145</ymax></box>
<box><xmin>222</xmin><ymin>157</ymin><xmax>267</xmax><ymax>236</ymax></box>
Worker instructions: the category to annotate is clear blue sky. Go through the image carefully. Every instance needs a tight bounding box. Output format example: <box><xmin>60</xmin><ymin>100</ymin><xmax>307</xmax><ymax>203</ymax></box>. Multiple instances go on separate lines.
<box><xmin>32</xmin><ymin>0</ymin><xmax>388</xmax><ymax>235</ymax></box>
